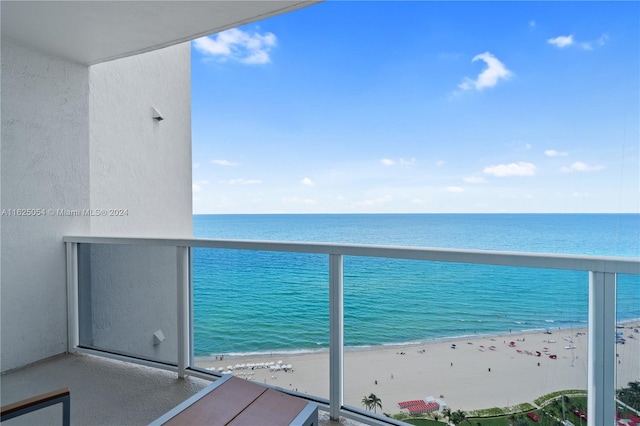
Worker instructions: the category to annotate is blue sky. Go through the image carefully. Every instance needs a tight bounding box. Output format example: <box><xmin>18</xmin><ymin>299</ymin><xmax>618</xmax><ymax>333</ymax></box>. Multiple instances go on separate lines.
<box><xmin>191</xmin><ymin>1</ymin><xmax>639</xmax><ymax>214</ymax></box>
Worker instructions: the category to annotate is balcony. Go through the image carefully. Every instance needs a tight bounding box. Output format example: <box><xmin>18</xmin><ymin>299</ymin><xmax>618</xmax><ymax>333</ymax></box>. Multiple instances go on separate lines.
<box><xmin>4</xmin><ymin>236</ymin><xmax>636</xmax><ymax>425</ymax></box>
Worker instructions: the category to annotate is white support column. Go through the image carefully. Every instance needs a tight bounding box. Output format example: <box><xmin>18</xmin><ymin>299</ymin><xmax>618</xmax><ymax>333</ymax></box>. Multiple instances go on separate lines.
<box><xmin>188</xmin><ymin>247</ymin><xmax>194</xmax><ymax>369</ymax></box>
<box><xmin>177</xmin><ymin>246</ymin><xmax>190</xmax><ymax>378</ymax></box>
<box><xmin>588</xmin><ymin>271</ymin><xmax>616</xmax><ymax>426</ymax></box>
<box><xmin>329</xmin><ymin>254</ymin><xmax>344</xmax><ymax>421</ymax></box>
<box><xmin>66</xmin><ymin>242</ymin><xmax>79</xmax><ymax>353</ymax></box>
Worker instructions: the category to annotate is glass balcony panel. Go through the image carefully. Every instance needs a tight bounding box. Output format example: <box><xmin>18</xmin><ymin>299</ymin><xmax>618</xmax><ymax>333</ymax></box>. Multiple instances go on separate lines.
<box><xmin>77</xmin><ymin>243</ymin><xmax>178</xmax><ymax>365</ymax></box>
<box><xmin>342</xmin><ymin>256</ymin><xmax>597</xmax><ymax>422</ymax></box>
<box><xmin>192</xmin><ymin>248</ymin><xmax>330</xmax><ymax>400</ymax></box>
<box><xmin>615</xmin><ymin>273</ymin><xmax>640</xmax><ymax>424</ymax></box>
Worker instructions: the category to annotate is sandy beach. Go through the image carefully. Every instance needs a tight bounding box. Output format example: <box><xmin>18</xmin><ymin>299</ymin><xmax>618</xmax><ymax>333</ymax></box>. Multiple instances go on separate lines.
<box><xmin>195</xmin><ymin>322</ymin><xmax>640</xmax><ymax>413</ymax></box>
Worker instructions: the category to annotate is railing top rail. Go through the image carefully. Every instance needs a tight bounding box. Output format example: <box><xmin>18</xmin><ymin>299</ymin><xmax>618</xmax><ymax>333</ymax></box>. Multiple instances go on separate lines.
<box><xmin>63</xmin><ymin>236</ymin><xmax>640</xmax><ymax>275</ymax></box>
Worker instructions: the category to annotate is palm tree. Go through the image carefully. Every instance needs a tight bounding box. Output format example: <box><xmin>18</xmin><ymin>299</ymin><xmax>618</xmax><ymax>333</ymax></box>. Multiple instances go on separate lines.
<box><xmin>368</xmin><ymin>393</ymin><xmax>383</xmax><ymax>413</ymax></box>
<box><xmin>449</xmin><ymin>409</ymin><xmax>468</xmax><ymax>425</ymax></box>
<box><xmin>442</xmin><ymin>407</ymin><xmax>452</xmax><ymax>424</ymax></box>
<box><xmin>622</xmin><ymin>381</ymin><xmax>640</xmax><ymax>411</ymax></box>
<box><xmin>361</xmin><ymin>394</ymin><xmax>372</xmax><ymax>411</ymax></box>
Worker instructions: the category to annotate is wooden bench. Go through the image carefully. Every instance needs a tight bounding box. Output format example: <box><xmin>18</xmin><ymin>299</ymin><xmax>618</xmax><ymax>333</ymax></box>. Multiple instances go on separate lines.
<box><xmin>1</xmin><ymin>388</ymin><xmax>70</xmax><ymax>425</ymax></box>
<box><xmin>150</xmin><ymin>376</ymin><xmax>317</xmax><ymax>426</ymax></box>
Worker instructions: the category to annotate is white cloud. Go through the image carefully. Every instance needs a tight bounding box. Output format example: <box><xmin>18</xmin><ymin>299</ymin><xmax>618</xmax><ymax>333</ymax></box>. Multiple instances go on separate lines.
<box><xmin>436</xmin><ymin>160</ymin><xmax>446</xmax><ymax>167</ymax></box>
<box><xmin>381</xmin><ymin>158</ymin><xmax>415</xmax><ymax>166</ymax></box>
<box><xmin>548</xmin><ymin>34</ymin><xmax>607</xmax><ymax>51</ymax></box>
<box><xmin>529</xmin><ymin>20</ymin><xmax>536</xmax><ymax>29</ymax></box>
<box><xmin>192</xmin><ymin>179</ymin><xmax>209</xmax><ymax>193</ymax></box>
<box><xmin>193</xmin><ymin>28</ymin><xmax>277</xmax><ymax>65</ymax></box>
<box><xmin>301</xmin><ymin>177</ymin><xmax>315</xmax><ymax>186</ymax></box>
<box><xmin>580</xmin><ymin>42</ymin><xmax>593</xmax><ymax>51</ymax></box>
<box><xmin>545</xmin><ymin>149</ymin><xmax>568</xmax><ymax>157</ymax></box>
<box><xmin>597</xmin><ymin>33</ymin><xmax>609</xmax><ymax>46</ymax></box>
<box><xmin>548</xmin><ymin>35</ymin><xmax>574</xmax><ymax>48</ymax></box>
<box><xmin>356</xmin><ymin>195</ymin><xmax>393</xmax><ymax>207</ymax></box>
<box><xmin>458</xmin><ymin>52</ymin><xmax>512</xmax><ymax>91</ymax></box>
<box><xmin>399</xmin><ymin>158</ymin><xmax>416</xmax><ymax>165</ymax></box>
<box><xmin>193</xmin><ymin>162</ymin><xmax>200</xmax><ymax>169</ymax></box>
<box><xmin>579</xmin><ymin>33</ymin><xmax>610</xmax><ymax>51</ymax></box>
<box><xmin>463</xmin><ymin>176</ymin><xmax>487</xmax><ymax>184</ymax></box>
<box><xmin>228</xmin><ymin>178</ymin><xmax>262</xmax><ymax>185</ymax></box>
<box><xmin>411</xmin><ymin>198</ymin><xmax>425</xmax><ymax>204</ymax></box>
<box><xmin>282</xmin><ymin>196</ymin><xmax>317</xmax><ymax>205</ymax></box>
<box><xmin>561</xmin><ymin>161</ymin><xmax>604</xmax><ymax>172</ymax></box>
<box><xmin>212</xmin><ymin>159</ymin><xmax>238</xmax><ymax>166</ymax></box>
<box><xmin>484</xmin><ymin>162</ymin><xmax>537</xmax><ymax>177</ymax></box>
<box><xmin>446</xmin><ymin>186</ymin><xmax>464</xmax><ymax>193</ymax></box>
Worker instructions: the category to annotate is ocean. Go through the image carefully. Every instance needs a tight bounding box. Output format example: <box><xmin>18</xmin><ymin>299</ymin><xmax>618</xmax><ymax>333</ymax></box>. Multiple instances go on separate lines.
<box><xmin>192</xmin><ymin>214</ymin><xmax>639</xmax><ymax>358</ymax></box>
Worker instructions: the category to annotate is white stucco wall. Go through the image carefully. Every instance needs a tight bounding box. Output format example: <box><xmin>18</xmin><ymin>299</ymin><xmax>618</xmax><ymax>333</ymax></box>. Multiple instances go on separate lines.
<box><xmin>89</xmin><ymin>42</ymin><xmax>192</xmax><ymax>237</ymax></box>
<box><xmin>1</xmin><ymin>40</ymin><xmax>193</xmax><ymax>372</ymax></box>
<box><xmin>1</xmin><ymin>39</ymin><xmax>91</xmax><ymax>371</ymax></box>
<box><xmin>83</xmin><ymin>43</ymin><xmax>191</xmax><ymax>364</ymax></box>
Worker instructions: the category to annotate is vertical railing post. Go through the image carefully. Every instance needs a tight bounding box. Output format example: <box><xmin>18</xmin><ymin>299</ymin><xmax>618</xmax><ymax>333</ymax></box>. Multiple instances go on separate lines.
<box><xmin>177</xmin><ymin>246</ymin><xmax>190</xmax><ymax>378</ymax></box>
<box><xmin>66</xmin><ymin>242</ymin><xmax>79</xmax><ymax>353</ymax></box>
<box><xmin>329</xmin><ymin>254</ymin><xmax>344</xmax><ymax>421</ymax></box>
<box><xmin>588</xmin><ymin>271</ymin><xmax>616</xmax><ymax>426</ymax></box>
<box><xmin>188</xmin><ymin>246</ymin><xmax>194</xmax><ymax>369</ymax></box>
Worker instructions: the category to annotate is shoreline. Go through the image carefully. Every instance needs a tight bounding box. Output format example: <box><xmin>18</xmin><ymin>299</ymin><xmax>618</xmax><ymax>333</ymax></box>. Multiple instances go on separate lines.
<box><xmin>195</xmin><ymin>321</ymin><xmax>640</xmax><ymax>412</ymax></box>
<box><xmin>194</xmin><ymin>319</ymin><xmax>639</xmax><ymax>360</ymax></box>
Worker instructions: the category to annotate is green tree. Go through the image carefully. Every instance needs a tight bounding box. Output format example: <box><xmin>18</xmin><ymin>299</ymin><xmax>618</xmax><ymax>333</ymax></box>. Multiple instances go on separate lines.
<box><xmin>449</xmin><ymin>409</ymin><xmax>468</xmax><ymax>425</ymax></box>
<box><xmin>620</xmin><ymin>381</ymin><xmax>640</xmax><ymax>411</ymax></box>
<box><xmin>442</xmin><ymin>407</ymin><xmax>452</xmax><ymax>421</ymax></box>
<box><xmin>361</xmin><ymin>394</ymin><xmax>372</xmax><ymax>411</ymax></box>
<box><xmin>368</xmin><ymin>393</ymin><xmax>383</xmax><ymax>413</ymax></box>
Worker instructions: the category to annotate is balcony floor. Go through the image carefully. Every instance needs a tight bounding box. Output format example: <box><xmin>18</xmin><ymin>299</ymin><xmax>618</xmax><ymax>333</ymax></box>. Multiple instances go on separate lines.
<box><xmin>1</xmin><ymin>353</ymin><xmax>363</xmax><ymax>425</ymax></box>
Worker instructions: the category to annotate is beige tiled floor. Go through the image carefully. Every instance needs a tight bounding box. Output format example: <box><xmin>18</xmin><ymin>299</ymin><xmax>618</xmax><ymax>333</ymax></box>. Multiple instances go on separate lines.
<box><xmin>1</xmin><ymin>353</ymin><xmax>369</xmax><ymax>425</ymax></box>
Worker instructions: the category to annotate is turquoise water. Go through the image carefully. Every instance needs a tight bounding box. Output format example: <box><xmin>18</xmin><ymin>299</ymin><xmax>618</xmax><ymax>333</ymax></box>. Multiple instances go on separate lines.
<box><xmin>192</xmin><ymin>214</ymin><xmax>640</xmax><ymax>357</ymax></box>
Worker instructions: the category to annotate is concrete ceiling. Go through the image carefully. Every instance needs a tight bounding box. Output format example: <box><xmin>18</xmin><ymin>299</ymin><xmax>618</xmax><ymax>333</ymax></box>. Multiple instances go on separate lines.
<box><xmin>1</xmin><ymin>1</ymin><xmax>319</xmax><ymax>65</ymax></box>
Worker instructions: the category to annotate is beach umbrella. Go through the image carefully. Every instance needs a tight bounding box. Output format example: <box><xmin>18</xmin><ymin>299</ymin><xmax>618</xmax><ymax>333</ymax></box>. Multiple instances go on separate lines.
<box><xmin>218</xmin><ymin>367</ymin><xmax>223</xmax><ymax>371</ymax></box>
<box><xmin>227</xmin><ymin>365</ymin><xmax>233</xmax><ymax>370</ymax></box>
<box><xmin>269</xmin><ymin>361</ymin><xmax>275</xmax><ymax>365</ymax></box>
<box><xmin>277</xmin><ymin>360</ymin><xmax>283</xmax><ymax>364</ymax></box>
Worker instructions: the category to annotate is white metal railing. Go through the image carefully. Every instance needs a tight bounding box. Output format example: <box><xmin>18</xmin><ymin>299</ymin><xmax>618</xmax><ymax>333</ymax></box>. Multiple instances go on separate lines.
<box><xmin>64</xmin><ymin>236</ymin><xmax>640</xmax><ymax>426</ymax></box>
